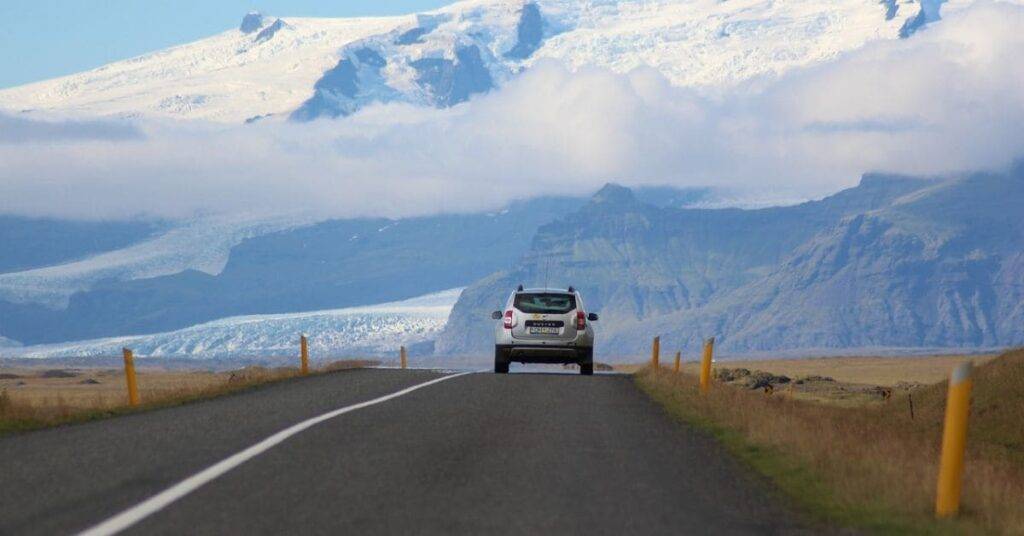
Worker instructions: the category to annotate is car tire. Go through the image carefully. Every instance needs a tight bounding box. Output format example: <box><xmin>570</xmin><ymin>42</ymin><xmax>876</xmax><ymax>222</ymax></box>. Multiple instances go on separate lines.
<box><xmin>579</xmin><ymin>348</ymin><xmax>594</xmax><ymax>376</ymax></box>
<box><xmin>494</xmin><ymin>346</ymin><xmax>510</xmax><ymax>374</ymax></box>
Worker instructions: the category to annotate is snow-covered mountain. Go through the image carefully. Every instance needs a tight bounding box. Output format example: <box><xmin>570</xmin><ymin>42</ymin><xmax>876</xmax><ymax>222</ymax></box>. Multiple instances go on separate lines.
<box><xmin>0</xmin><ymin>195</ymin><xmax>590</xmax><ymax>346</ymax></box>
<box><xmin>5</xmin><ymin>288</ymin><xmax>462</xmax><ymax>359</ymax></box>
<box><xmin>0</xmin><ymin>0</ymin><xmax>977</xmax><ymax>123</ymax></box>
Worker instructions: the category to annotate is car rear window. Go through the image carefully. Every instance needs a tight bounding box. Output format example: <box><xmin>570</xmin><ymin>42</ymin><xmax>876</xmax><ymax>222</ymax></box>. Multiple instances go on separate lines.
<box><xmin>514</xmin><ymin>293</ymin><xmax>577</xmax><ymax>314</ymax></box>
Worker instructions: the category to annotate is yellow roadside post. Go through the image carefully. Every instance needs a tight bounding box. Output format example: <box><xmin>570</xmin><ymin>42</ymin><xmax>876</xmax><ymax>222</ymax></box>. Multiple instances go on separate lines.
<box><xmin>400</xmin><ymin>346</ymin><xmax>408</xmax><ymax>369</ymax></box>
<box><xmin>651</xmin><ymin>336</ymin><xmax>660</xmax><ymax>369</ymax></box>
<box><xmin>700</xmin><ymin>337</ymin><xmax>715</xmax><ymax>394</ymax></box>
<box><xmin>936</xmin><ymin>361</ymin><xmax>973</xmax><ymax>518</ymax></box>
<box><xmin>673</xmin><ymin>351</ymin><xmax>681</xmax><ymax>373</ymax></box>
<box><xmin>122</xmin><ymin>347</ymin><xmax>140</xmax><ymax>406</ymax></box>
<box><xmin>300</xmin><ymin>334</ymin><xmax>310</xmax><ymax>376</ymax></box>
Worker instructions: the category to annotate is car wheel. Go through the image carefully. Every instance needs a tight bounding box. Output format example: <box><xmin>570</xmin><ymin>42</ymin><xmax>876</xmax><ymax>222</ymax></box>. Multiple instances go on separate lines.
<box><xmin>579</xmin><ymin>348</ymin><xmax>594</xmax><ymax>376</ymax></box>
<box><xmin>494</xmin><ymin>346</ymin><xmax>510</xmax><ymax>374</ymax></box>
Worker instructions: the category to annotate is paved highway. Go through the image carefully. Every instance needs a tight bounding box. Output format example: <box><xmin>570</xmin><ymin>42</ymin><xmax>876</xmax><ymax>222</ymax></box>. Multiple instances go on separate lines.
<box><xmin>0</xmin><ymin>369</ymin><xmax>814</xmax><ymax>535</ymax></box>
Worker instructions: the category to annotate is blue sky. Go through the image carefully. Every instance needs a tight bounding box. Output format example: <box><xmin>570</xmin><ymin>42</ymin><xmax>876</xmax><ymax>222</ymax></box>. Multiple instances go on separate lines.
<box><xmin>0</xmin><ymin>1</ymin><xmax>452</xmax><ymax>89</ymax></box>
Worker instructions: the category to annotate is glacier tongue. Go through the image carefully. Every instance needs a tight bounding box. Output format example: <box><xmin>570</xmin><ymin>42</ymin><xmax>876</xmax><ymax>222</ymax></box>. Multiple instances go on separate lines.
<box><xmin>6</xmin><ymin>288</ymin><xmax>464</xmax><ymax>359</ymax></box>
<box><xmin>0</xmin><ymin>214</ymin><xmax>309</xmax><ymax>309</ymax></box>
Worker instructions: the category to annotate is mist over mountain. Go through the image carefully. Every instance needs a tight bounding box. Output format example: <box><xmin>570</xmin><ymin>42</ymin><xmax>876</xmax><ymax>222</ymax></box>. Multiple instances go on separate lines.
<box><xmin>2</xmin><ymin>1</ymin><xmax>1022</xmax><ymax>223</ymax></box>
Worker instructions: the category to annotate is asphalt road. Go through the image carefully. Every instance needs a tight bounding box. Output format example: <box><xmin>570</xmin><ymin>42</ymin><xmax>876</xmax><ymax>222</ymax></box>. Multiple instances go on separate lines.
<box><xmin>0</xmin><ymin>368</ymin><xmax>814</xmax><ymax>535</ymax></box>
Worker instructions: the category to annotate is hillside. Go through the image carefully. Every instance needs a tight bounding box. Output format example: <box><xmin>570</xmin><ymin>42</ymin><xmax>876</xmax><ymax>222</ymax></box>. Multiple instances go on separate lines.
<box><xmin>436</xmin><ymin>172</ymin><xmax>939</xmax><ymax>357</ymax></box>
<box><xmin>436</xmin><ymin>165</ymin><xmax>1024</xmax><ymax>359</ymax></box>
<box><xmin>646</xmin><ymin>166</ymin><xmax>1024</xmax><ymax>353</ymax></box>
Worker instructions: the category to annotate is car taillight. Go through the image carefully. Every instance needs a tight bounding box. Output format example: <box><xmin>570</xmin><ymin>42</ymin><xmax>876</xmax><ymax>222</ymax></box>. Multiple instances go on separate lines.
<box><xmin>576</xmin><ymin>310</ymin><xmax>586</xmax><ymax>330</ymax></box>
<box><xmin>503</xmin><ymin>310</ymin><xmax>515</xmax><ymax>329</ymax></box>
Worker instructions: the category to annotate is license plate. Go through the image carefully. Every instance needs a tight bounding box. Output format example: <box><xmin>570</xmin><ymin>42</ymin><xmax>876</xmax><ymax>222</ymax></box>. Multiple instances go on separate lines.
<box><xmin>529</xmin><ymin>327</ymin><xmax>559</xmax><ymax>335</ymax></box>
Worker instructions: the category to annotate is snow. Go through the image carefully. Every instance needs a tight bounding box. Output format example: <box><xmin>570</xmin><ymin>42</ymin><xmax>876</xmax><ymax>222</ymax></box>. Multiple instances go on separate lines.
<box><xmin>0</xmin><ymin>0</ymin><xmax>997</xmax><ymax>123</ymax></box>
<box><xmin>6</xmin><ymin>288</ymin><xmax>463</xmax><ymax>359</ymax></box>
<box><xmin>0</xmin><ymin>214</ymin><xmax>309</xmax><ymax>308</ymax></box>
<box><xmin>0</xmin><ymin>16</ymin><xmax>408</xmax><ymax>122</ymax></box>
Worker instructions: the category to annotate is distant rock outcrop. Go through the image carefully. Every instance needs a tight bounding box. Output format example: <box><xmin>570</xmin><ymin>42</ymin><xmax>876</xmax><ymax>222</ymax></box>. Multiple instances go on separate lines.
<box><xmin>411</xmin><ymin>45</ymin><xmax>494</xmax><ymax>108</ymax></box>
<box><xmin>396</xmin><ymin>27</ymin><xmax>430</xmax><ymax>45</ymax></box>
<box><xmin>505</xmin><ymin>3</ymin><xmax>545</xmax><ymax>59</ymax></box>
<box><xmin>880</xmin><ymin>0</ymin><xmax>899</xmax><ymax>21</ymax></box>
<box><xmin>291</xmin><ymin>47</ymin><xmax>392</xmax><ymax>120</ymax></box>
<box><xmin>900</xmin><ymin>0</ymin><xmax>946</xmax><ymax>38</ymax></box>
<box><xmin>254</xmin><ymin>19</ymin><xmax>287</xmax><ymax>44</ymax></box>
<box><xmin>240</xmin><ymin>12</ymin><xmax>265</xmax><ymax>34</ymax></box>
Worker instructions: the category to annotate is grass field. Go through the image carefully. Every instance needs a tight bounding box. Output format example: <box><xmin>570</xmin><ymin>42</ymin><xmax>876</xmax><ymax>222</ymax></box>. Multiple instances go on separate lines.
<box><xmin>685</xmin><ymin>354</ymin><xmax>997</xmax><ymax>386</ymax></box>
<box><xmin>637</xmin><ymin>348</ymin><xmax>1024</xmax><ymax>534</ymax></box>
<box><xmin>618</xmin><ymin>353</ymin><xmax>997</xmax><ymax>385</ymax></box>
<box><xmin>0</xmin><ymin>359</ymin><xmax>377</xmax><ymax>434</ymax></box>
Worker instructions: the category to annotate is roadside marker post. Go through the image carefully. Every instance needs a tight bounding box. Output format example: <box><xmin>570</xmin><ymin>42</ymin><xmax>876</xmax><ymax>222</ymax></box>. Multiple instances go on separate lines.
<box><xmin>936</xmin><ymin>361</ymin><xmax>973</xmax><ymax>518</ymax></box>
<box><xmin>300</xmin><ymin>334</ymin><xmax>310</xmax><ymax>376</ymax></box>
<box><xmin>674</xmin><ymin>351</ymin><xmax>681</xmax><ymax>373</ymax></box>
<box><xmin>122</xmin><ymin>348</ymin><xmax>140</xmax><ymax>406</ymax></box>
<box><xmin>700</xmin><ymin>337</ymin><xmax>715</xmax><ymax>394</ymax></box>
<box><xmin>651</xmin><ymin>337</ymin><xmax>660</xmax><ymax>369</ymax></box>
<box><xmin>400</xmin><ymin>346</ymin><xmax>408</xmax><ymax>369</ymax></box>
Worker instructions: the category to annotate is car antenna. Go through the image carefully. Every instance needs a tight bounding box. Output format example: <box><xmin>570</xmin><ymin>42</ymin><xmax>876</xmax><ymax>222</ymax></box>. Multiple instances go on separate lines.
<box><xmin>543</xmin><ymin>257</ymin><xmax>550</xmax><ymax>290</ymax></box>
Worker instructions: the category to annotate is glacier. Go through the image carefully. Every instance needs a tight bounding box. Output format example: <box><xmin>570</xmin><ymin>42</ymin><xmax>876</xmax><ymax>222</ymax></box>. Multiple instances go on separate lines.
<box><xmin>0</xmin><ymin>0</ymin><xmax>993</xmax><ymax>123</ymax></box>
<box><xmin>4</xmin><ymin>288</ymin><xmax>463</xmax><ymax>359</ymax></box>
<box><xmin>0</xmin><ymin>213</ymin><xmax>309</xmax><ymax>308</ymax></box>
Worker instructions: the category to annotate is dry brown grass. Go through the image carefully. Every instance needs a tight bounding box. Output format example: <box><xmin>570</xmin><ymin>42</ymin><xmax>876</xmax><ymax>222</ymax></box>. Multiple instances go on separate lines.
<box><xmin>616</xmin><ymin>353</ymin><xmax>998</xmax><ymax>384</ymax></box>
<box><xmin>0</xmin><ymin>359</ymin><xmax>377</xmax><ymax>433</ymax></box>
<box><xmin>685</xmin><ymin>354</ymin><xmax>998</xmax><ymax>387</ymax></box>
<box><xmin>636</xmin><ymin>349</ymin><xmax>1024</xmax><ymax>535</ymax></box>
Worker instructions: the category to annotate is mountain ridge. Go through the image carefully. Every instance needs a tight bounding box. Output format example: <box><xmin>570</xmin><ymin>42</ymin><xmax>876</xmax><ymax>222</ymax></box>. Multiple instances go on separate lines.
<box><xmin>434</xmin><ymin>167</ymin><xmax>1022</xmax><ymax>360</ymax></box>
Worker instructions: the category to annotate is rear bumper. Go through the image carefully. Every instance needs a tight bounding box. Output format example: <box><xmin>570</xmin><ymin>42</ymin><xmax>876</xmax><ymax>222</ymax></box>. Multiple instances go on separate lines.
<box><xmin>498</xmin><ymin>344</ymin><xmax>590</xmax><ymax>364</ymax></box>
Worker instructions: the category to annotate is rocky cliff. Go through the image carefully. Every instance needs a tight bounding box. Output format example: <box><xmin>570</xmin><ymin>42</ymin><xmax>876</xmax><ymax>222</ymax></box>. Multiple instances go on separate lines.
<box><xmin>435</xmin><ymin>166</ymin><xmax>1023</xmax><ymax>360</ymax></box>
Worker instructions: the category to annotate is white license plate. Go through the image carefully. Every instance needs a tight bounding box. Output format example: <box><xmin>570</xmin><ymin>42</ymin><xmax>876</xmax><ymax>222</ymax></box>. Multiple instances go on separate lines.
<box><xmin>529</xmin><ymin>327</ymin><xmax>559</xmax><ymax>335</ymax></box>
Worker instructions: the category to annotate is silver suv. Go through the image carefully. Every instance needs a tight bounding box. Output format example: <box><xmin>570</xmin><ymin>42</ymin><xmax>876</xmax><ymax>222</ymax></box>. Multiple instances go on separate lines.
<box><xmin>491</xmin><ymin>286</ymin><xmax>598</xmax><ymax>375</ymax></box>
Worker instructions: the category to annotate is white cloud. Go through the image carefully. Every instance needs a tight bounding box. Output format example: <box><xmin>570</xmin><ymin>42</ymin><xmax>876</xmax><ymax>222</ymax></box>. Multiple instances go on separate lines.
<box><xmin>0</xmin><ymin>2</ymin><xmax>1021</xmax><ymax>221</ymax></box>
<box><xmin>0</xmin><ymin>113</ymin><xmax>142</xmax><ymax>143</ymax></box>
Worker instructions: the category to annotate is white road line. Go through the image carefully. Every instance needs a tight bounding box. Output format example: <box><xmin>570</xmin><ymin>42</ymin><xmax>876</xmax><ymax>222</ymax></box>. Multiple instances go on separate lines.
<box><xmin>77</xmin><ymin>371</ymin><xmax>477</xmax><ymax>536</ymax></box>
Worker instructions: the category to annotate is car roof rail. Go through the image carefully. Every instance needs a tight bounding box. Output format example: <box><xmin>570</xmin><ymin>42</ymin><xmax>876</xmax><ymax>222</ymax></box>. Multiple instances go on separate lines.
<box><xmin>517</xmin><ymin>284</ymin><xmax>524</xmax><ymax>291</ymax></box>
